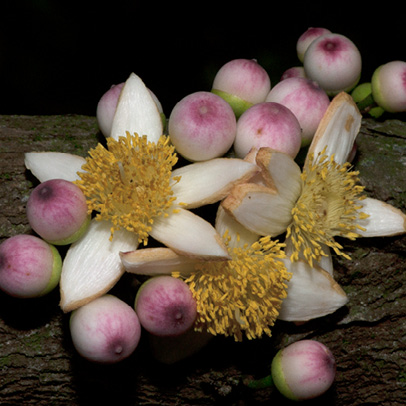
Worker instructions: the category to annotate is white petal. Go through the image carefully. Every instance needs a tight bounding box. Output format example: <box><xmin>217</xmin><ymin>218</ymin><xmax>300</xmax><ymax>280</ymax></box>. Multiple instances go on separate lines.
<box><xmin>110</xmin><ymin>72</ymin><xmax>163</xmax><ymax>143</ymax></box>
<box><xmin>171</xmin><ymin>158</ymin><xmax>258</xmax><ymax>209</ymax></box>
<box><xmin>256</xmin><ymin>148</ymin><xmax>302</xmax><ymax>204</ymax></box>
<box><xmin>215</xmin><ymin>205</ymin><xmax>259</xmax><ymax>248</ymax></box>
<box><xmin>60</xmin><ymin>219</ymin><xmax>139</xmax><ymax>312</ymax></box>
<box><xmin>278</xmin><ymin>259</ymin><xmax>348</xmax><ymax>322</ymax></box>
<box><xmin>307</xmin><ymin>92</ymin><xmax>362</xmax><ymax>165</ymax></box>
<box><xmin>222</xmin><ymin>183</ymin><xmax>293</xmax><ymax>237</ymax></box>
<box><xmin>120</xmin><ymin>247</ymin><xmax>198</xmax><ymax>275</ymax></box>
<box><xmin>24</xmin><ymin>152</ymin><xmax>86</xmax><ymax>182</ymax></box>
<box><xmin>357</xmin><ymin>197</ymin><xmax>406</xmax><ymax>237</ymax></box>
<box><xmin>149</xmin><ymin>208</ymin><xmax>230</xmax><ymax>260</ymax></box>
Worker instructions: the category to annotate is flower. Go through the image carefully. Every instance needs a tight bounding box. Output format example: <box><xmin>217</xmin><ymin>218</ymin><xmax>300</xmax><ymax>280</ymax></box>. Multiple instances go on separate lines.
<box><xmin>222</xmin><ymin>92</ymin><xmax>406</xmax><ymax>268</ymax></box>
<box><xmin>24</xmin><ymin>73</ymin><xmax>259</xmax><ymax>312</ymax></box>
<box><xmin>284</xmin><ymin>146</ymin><xmax>368</xmax><ymax>266</ymax></box>
<box><xmin>178</xmin><ymin>233</ymin><xmax>290</xmax><ymax>341</ymax></box>
<box><xmin>74</xmin><ymin>132</ymin><xmax>181</xmax><ymax>245</ymax></box>
<box><xmin>121</xmin><ymin>206</ymin><xmax>291</xmax><ymax>342</ymax></box>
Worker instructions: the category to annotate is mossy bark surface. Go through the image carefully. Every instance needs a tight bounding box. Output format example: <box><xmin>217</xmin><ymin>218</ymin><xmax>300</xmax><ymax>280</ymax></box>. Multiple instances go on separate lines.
<box><xmin>1</xmin><ymin>115</ymin><xmax>405</xmax><ymax>405</ymax></box>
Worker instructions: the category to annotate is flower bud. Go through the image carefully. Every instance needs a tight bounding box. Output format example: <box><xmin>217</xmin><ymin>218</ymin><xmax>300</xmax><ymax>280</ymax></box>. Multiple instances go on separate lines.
<box><xmin>371</xmin><ymin>60</ymin><xmax>406</xmax><ymax>113</ymax></box>
<box><xmin>271</xmin><ymin>340</ymin><xmax>336</xmax><ymax>401</ymax></box>
<box><xmin>211</xmin><ymin>58</ymin><xmax>271</xmax><ymax>117</ymax></box>
<box><xmin>0</xmin><ymin>234</ymin><xmax>62</xmax><ymax>298</ymax></box>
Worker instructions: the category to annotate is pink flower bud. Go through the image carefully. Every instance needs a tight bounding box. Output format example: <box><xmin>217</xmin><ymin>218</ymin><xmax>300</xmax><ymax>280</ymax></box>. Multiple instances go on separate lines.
<box><xmin>135</xmin><ymin>276</ymin><xmax>197</xmax><ymax>337</ymax></box>
<box><xmin>234</xmin><ymin>102</ymin><xmax>302</xmax><ymax>158</ymax></box>
<box><xmin>266</xmin><ymin>77</ymin><xmax>330</xmax><ymax>146</ymax></box>
<box><xmin>271</xmin><ymin>340</ymin><xmax>336</xmax><ymax>401</ymax></box>
<box><xmin>296</xmin><ymin>27</ymin><xmax>332</xmax><ymax>62</ymax></box>
<box><xmin>371</xmin><ymin>60</ymin><xmax>406</xmax><ymax>113</ymax></box>
<box><xmin>69</xmin><ymin>294</ymin><xmax>142</xmax><ymax>363</ymax></box>
<box><xmin>303</xmin><ymin>33</ymin><xmax>362</xmax><ymax>96</ymax></box>
<box><xmin>211</xmin><ymin>58</ymin><xmax>271</xmax><ymax>117</ymax></box>
<box><xmin>0</xmin><ymin>234</ymin><xmax>62</xmax><ymax>298</ymax></box>
<box><xmin>168</xmin><ymin>91</ymin><xmax>236</xmax><ymax>161</ymax></box>
<box><xmin>26</xmin><ymin>179</ymin><xmax>90</xmax><ymax>245</ymax></box>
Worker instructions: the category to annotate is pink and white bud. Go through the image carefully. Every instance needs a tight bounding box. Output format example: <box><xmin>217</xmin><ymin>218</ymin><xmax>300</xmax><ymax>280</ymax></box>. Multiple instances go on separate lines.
<box><xmin>303</xmin><ymin>33</ymin><xmax>362</xmax><ymax>96</ymax></box>
<box><xmin>168</xmin><ymin>91</ymin><xmax>237</xmax><ymax>161</ymax></box>
<box><xmin>135</xmin><ymin>276</ymin><xmax>197</xmax><ymax>337</ymax></box>
<box><xmin>96</xmin><ymin>83</ymin><xmax>125</xmax><ymax>137</ymax></box>
<box><xmin>26</xmin><ymin>179</ymin><xmax>90</xmax><ymax>245</ymax></box>
<box><xmin>266</xmin><ymin>77</ymin><xmax>330</xmax><ymax>146</ymax></box>
<box><xmin>296</xmin><ymin>27</ymin><xmax>332</xmax><ymax>62</ymax></box>
<box><xmin>211</xmin><ymin>58</ymin><xmax>271</xmax><ymax>117</ymax></box>
<box><xmin>271</xmin><ymin>340</ymin><xmax>336</xmax><ymax>401</ymax></box>
<box><xmin>233</xmin><ymin>102</ymin><xmax>302</xmax><ymax>159</ymax></box>
<box><xmin>69</xmin><ymin>294</ymin><xmax>142</xmax><ymax>363</ymax></box>
<box><xmin>371</xmin><ymin>60</ymin><xmax>406</xmax><ymax>113</ymax></box>
<box><xmin>0</xmin><ymin>234</ymin><xmax>62</xmax><ymax>298</ymax></box>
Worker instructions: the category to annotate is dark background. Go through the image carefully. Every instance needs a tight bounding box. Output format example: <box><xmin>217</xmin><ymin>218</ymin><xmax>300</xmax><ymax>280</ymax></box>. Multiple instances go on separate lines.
<box><xmin>1</xmin><ymin>1</ymin><xmax>405</xmax><ymax>117</ymax></box>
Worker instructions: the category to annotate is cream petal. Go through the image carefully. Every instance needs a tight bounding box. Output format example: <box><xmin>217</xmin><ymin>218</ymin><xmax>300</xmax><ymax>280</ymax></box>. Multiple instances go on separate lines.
<box><xmin>357</xmin><ymin>197</ymin><xmax>406</xmax><ymax>237</ymax></box>
<box><xmin>307</xmin><ymin>92</ymin><xmax>362</xmax><ymax>165</ymax></box>
<box><xmin>222</xmin><ymin>183</ymin><xmax>293</xmax><ymax>237</ymax></box>
<box><xmin>171</xmin><ymin>158</ymin><xmax>258</xmax><ymax>209</ymax></box>
<box><xmin>256</xmin><ymin>148</ymin><xmax>302</xmax><ymax>204</ymax></box>
<box><xmin>110</xmin><ymin>72</ymin><xmax>163</xmax><ymax>143</ymax></box>
<box><xmin>24</xmin><ymin>152</ymin><xmax>86</xmax><ymax>182</ymax></box>
<box><xmin>278</xmin><ymin>259</ymin><xmax>348</xmax><ymax>322</ymax></box>
<box><xmin>120</xmin><ymin>247</ymin><xmax>198</xmax><ymax>275</ymax></box>
<box><xmin>59</xmin><ymin>219</ymin><xmax>139</xmax><ymax>312</ymax></box>
<box><xmin>149</xmin><ymin>208</ymin><xmax>230</xmax><ymax>260</ymax></box>
<box><xmin>215</xmin><ymin>205</ymin><xmax>259</xmax><ymax>249</ymax></box>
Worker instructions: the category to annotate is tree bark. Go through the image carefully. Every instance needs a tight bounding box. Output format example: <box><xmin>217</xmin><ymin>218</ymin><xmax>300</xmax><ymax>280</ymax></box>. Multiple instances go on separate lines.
<box><xmin>0</xmin><ymin>115</ymin><xmax>405</xmax><ymax>405</ymax></box>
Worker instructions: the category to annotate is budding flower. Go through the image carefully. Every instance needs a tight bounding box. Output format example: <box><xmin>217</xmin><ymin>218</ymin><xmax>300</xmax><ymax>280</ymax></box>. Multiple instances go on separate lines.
<box><xmin>135</xmin><ymin>276</ymin><xmax>197</xmax><ymax>337</ymax></box>
<box><xmin>233</xmin><ymin>102</ymin><xmax>302</xmax><ymax>159</ymax></box>
<box><xmin>271</xmin><ymin>340</ymin><xmax>336</xmax><ymax>401</ymax></box>
<box><xmin>296</xmin><ymin>27</ymin><xmax>332</xmax><ymax>63</ymax></box>
<box><xmin>26</xmin><ymin>179</ymin><xmax>91</xmax><ymax>245</ymax></box>
<box><xmin>371</xmin><ymin>60</ymin><xmax>406</xmax><ymax>113</ymax></box>
<box><xmin>211</xmin><ymin>58</ymin><xmax>271</xmax><ymax>117</ymax></box>
<box><xmin>303</xmin><ymin>33</ymin><xmax>362</xmax><ymax>96</ymax></box>
<box><xmin>0</xmin><ymin>234</ymin><xmax>62</xmax><ymax>298</ymax></box>
<box><xmin>69</xmin><ymin>294</ymin><xmax>142</xmax><ymax>363</ymax></box>
<box><xmin>168</xmin><ymin>91</ymin><xmax>236</xmax><ymax>161</ymax></box>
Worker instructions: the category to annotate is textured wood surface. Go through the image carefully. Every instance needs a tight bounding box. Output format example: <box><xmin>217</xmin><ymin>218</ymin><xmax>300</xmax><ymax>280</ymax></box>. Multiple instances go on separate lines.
<box><xmin>0</xmin><ymin>115</ymin><xmax>405</xmax><ymax>405</ymax></box>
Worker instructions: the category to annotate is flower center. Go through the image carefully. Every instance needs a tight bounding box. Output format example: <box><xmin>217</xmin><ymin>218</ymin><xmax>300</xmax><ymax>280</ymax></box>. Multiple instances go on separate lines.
<box><xmin>75</xmin><ymin>132</ymin><xmax>180</xmax><ymax>244</ymax></box>
<box><xmin>286</xmin><ymin>149</ymin><xmax>369</xmax><ymax>266</ymax></box>
<box><xmin>173</xmin><ymin>234</ymin><xmax>291</xmax><ymax>342</ymax></box>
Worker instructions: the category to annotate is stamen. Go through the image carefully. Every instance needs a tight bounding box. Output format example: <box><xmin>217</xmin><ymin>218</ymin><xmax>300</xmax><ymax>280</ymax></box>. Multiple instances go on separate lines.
<box><xmin>173</xmin><ymin>235</ymin><xmax>291</xmax><ymax>342</ymax></box>
<box><xmin>75</xmin><ymin>132</ymin><xmax>179</xmax><ymax>244</ymax></box>
<box><xmin>287</xmin><ymin>149</ymin><xmax>369</xmax><ymax>265</ymax></box>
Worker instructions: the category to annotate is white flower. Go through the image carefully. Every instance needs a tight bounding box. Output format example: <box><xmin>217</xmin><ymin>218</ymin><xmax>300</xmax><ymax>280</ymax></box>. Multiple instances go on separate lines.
<box><xmin>220</xmin><ymin>92</ymin><xmax>406</xmax><ymax>322</ymax></box>
<box><xmin>24</xmin><ymin>73</ymin><xmax>258</xmax><ymax>312</ymax></box>
<box><xmin>121</xmin><ymin>206</ymin><xmax>290</xmax><ymax>342</ymax></box>
<box><xmin>222</xmin><ymin>92</ymin><xmax>406</xmax><ymax>268</ymax></box>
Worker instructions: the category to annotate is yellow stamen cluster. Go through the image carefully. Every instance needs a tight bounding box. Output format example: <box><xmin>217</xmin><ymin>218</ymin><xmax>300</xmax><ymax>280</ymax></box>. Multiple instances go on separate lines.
<box><xmin>75</xmin><ymin>132</ymin><xmax>180</xmax><ymax>244</ymax></box>
<box><xmin>173</xmin><ymin>234</ymin><xmax>291</xmax><ymax>342</ymax></box>
<box><xmin>286</xmin><ymin>149</ymin><xmax>369</xmax><ymax>267</ymax></box>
